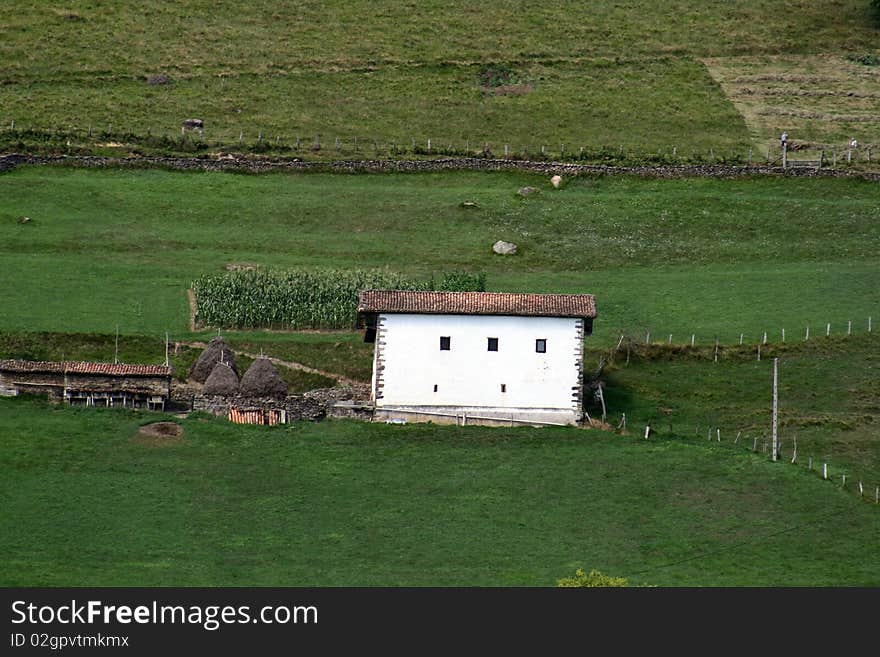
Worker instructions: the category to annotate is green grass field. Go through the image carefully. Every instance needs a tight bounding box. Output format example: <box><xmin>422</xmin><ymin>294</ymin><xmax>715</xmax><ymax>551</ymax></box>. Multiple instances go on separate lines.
<box><xmin>1</xmin><ymin>396</ymin><xmax>877</xmax><ymax>587</ymax></box>
<box><xmin>2</xmin><ymin>166</ymin><xmax>878</xmax><ymax>345</ymax></box>
<box><xmin>1</xmin><ymin>2</ymin><xmax>877</xmax><ymax>156</ymax></box>
<box><xmin>598</xmin><ymin>334</ymin><xmax>880</xmax><ymax>486</ymax></box>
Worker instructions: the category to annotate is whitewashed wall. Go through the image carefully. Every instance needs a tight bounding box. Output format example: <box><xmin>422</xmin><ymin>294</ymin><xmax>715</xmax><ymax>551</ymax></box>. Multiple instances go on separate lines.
<box><xmin>374</xmin><ymin>314</ymin><xmax>582</xmax><ymax>415</ymax></box>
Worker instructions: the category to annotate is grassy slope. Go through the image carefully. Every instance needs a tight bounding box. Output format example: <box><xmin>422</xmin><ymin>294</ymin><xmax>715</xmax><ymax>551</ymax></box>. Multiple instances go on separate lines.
<box><xmin>1</xmin><ymin>167</ymin><xmax>878</xmax><ymax>344</ymax></box>
<box><xmin>2</xmin><ymin>2</ymin><xmax>877</xmax><ymax>153</ymax></box>
<box><xmin>0</xmin><ymin>331</ymin><xmax>336</xmax><ymax>391</ymax></box>
<box><xmin>704</xmin><ymin>54</ymin><xmax>880</xmax><ymax>151</ymax></box>
<box><xmin>595</xmin><ymin>334</ymin><xmax>880</xmax><ymax>486</ymax></box>
<box><xmin>1</xmin><ymin>396</ymin><xmax>877</xmax><ymax>587</ymax></box>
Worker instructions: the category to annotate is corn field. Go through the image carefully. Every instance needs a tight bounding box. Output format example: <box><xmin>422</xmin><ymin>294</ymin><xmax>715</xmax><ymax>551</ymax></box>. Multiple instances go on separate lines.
<box><xmin>192</xmin><ymin>268</ymin><xmax>486</xmax><ymax>330</ymax></box>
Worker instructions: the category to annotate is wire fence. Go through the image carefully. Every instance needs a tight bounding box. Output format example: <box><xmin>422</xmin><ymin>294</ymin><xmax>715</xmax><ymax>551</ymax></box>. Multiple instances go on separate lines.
<box><xmin>2</xmin><ymin>120</ymin><xmax>878</xmax><ymax>167</ymax></box>
<box><xmin>590</xmin><ymin>313</ymin><xmax>879</xmax><ymax>507</ymax></box>
<box><xmin>608</xmin><ymin>315</ymin><xmax>875</xmax><ymax>364</ymax></box>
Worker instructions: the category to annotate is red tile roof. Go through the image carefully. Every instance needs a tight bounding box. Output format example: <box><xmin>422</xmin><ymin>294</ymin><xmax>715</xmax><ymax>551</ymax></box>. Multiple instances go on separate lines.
<box><xmin>0</xmin><ymin>360</ymin><xmax>172</xmax><ymax>377</ymax></box>
<box><xmin>358</xmin><ymin>290</ymin><xmax>596</xmax><ymax>319</ymax></box>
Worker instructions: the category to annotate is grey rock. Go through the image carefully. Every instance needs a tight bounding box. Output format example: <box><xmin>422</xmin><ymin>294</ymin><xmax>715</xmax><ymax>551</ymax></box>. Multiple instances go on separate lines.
<box><xmin>492</xmin><ymin>240</ymin><xmax>518</xmax><ymax>255</ymax></box>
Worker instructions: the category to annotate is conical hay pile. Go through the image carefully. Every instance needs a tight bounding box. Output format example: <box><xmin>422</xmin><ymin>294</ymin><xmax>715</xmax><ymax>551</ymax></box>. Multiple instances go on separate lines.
<box><xmin>189</xmin><ymin>336</ymin><xmax>237</xmax><ymax>383</ymax></box>
<box><xmin>203</xmin><ymin>361</ymin><xmax>240</xmax><ymax>396</ymax></box>
<box><xmin>239</xmin><ymin>358</ymin><xmax>288</xmax><ymax>398</ymax></box>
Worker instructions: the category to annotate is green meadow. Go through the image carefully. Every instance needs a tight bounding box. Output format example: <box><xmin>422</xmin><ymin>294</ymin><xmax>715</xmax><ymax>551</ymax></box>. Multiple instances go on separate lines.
<box><xmin>2</xmin><ymin>1</ymin><xmax>877</xmax><ymax>155</ymax></box>
<box><xmin>1</xmin><ymin>396</ymin><xmax>877</xmax><ymax>586</ymax></box>
<box><xmin>1</xmin><ymin>166</ymin><xmax>877</xmax><ymax>345</ymax></box>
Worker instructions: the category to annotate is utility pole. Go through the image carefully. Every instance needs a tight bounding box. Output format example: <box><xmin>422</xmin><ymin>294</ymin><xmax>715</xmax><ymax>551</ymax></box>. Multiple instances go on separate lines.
<box><xmin>114</xmin><ymin>324</ymin><xmax>119</xmax><ymax>365</ymax></box>
<box><xmin>165</xmin><ymin>332</ymin><xmax>169</xmax><ymax>367</ymax></box>
<box><xmin>771</xmin><ymin>357</ymin><xmax>779</xmax><ymax>461</ymax></box>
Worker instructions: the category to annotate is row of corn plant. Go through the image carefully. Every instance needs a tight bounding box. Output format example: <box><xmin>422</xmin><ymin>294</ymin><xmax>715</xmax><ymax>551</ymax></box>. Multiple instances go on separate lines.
<box><xmin>192</xmin><ymin>268</ymin><xmax>486</xmax><ymax>329</ymax></box>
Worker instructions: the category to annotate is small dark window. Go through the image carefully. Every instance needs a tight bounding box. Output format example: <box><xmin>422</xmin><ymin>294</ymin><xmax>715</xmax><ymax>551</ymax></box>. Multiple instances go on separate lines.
<box><xmin>433</xmin><ymin>384</ymin><xmax>438</xmax><ymax>392</ymax></box>
<box><xmin>487</xmin><ymin>337</ymin><xmax>499</xmax><ymax>351</ymax></box>
<box><xmin>501</xmin><ymin>384</ymin><xmax>507</xmax><ymax>393</ymax></box>
<box><xmin>440</xmin><ymin>336</ymin><xmax>451</xmax><ymax>350</ymax></box>
<box><xmin>536</xmin><ymin>339</ymin><xmax>547</xmax><ymax>353</ymax></box>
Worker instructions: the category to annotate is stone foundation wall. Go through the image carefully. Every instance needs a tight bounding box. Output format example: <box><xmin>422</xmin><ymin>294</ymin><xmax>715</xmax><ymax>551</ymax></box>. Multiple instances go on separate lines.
<box><xmin>191</xmin><ymin>386</ymin><xmax>362</xmax><ymax>422</ymax></box>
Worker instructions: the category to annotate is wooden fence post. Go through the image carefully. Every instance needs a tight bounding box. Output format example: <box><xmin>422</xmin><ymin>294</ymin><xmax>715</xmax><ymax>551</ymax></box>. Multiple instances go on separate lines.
<box><xmin>771</xmin><ymin>358</ymin><xmax>778</xmax><ymax>460</ymax></box>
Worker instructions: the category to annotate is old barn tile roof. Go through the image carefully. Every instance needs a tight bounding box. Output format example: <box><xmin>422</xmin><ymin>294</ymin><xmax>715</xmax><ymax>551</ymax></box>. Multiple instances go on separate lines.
<box><xmin>358</xmin><ymin>290</ymin><xmax>596</xmax><ymax>319</ymax></box>
<box><xmin>0</xmin><ymin>360</ymin><xmax>172</xmax><ymax>377</ymax></box>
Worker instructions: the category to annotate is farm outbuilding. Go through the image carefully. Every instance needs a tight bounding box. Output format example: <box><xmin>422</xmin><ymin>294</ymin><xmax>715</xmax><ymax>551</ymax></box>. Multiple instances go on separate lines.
<box><xmin>0</xmin><ymin>359</ymin><xmax>172</xmax><ymax>410</ymax></box>
<box><xmin>357</xmin><ymin>290</ymin><xmax>597</xmax><ymax>426</ymax></box>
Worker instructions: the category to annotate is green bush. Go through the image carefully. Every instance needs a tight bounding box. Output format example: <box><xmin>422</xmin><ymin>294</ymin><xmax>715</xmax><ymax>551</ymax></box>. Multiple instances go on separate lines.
<box><xmin>845</xmin><ymin>53</ymin><xmax>880</xmax><ymax>66</ymax></box>
<box><xmin>556</xmin><ymin>568</ymin><xmax>630</xmax><ymax>587</ymax></box>
<box><xmin>432</xmin><ymin>270</ymin><xmax>487</xmax><ymax>292</ymax></box>
<box><xmin>192</xmin><ymin>268</ymin><xmax>486</xmax><ymax>330</ymax></box>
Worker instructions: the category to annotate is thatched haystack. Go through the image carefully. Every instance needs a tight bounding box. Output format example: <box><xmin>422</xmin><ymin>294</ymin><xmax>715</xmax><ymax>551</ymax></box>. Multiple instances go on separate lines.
<box><xmin>203</xmin><ymin>362</ymin><xmax>240</xmax><ymax>396</ymax></box>
<box><xmin>189</xmin><ymin>336</ymin><xmax>237</xmax><ymax>383</ymax></box>
<box><xmin>240</xmin><ymin>358</ymin><xmax>287</xmax><ymax>398</ymax></box>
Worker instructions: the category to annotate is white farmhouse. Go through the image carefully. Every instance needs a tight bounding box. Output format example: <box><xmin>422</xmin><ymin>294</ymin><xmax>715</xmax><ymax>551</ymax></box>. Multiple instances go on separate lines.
<box><xmin>357</xmin><ymin>290</ymin><xmax>597</xmax><ymax>426</ymax></box>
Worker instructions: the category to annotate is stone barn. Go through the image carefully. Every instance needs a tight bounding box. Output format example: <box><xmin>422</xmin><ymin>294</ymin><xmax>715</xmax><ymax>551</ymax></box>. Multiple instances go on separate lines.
<box><xmin>357</xmin><ymin>290</ymin><xmax>597</xmax><ymax>426</ymax></box>
<box><xmin>0</xmin><ymin>360</ymin><xmax>172</xmax><ymax>410</ymax></box>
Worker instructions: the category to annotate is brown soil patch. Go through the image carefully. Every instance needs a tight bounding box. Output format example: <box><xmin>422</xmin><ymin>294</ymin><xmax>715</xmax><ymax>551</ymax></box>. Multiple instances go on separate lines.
<box><xmin>187</xmin><ymin>288</ymin><xmax>198</xmax><ymax>331</ymax></box>
<box><xmin>584</xmin><ymin>418</ymin><xmax>615</xmax><ymax>432</ymax></box>
<box><xmin>132</xmin><ymin>422</ymin><xmax>185</xmax><ymax>447</ymax></box>
<box><xmin>487</xmin><ymin>82</ymin><xmax>534</xmax><ymax>96</ymax></box>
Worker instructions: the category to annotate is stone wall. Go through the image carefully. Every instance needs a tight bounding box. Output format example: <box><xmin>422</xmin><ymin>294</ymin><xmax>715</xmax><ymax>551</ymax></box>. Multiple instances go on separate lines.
<box><xmin>4</xmin><ymin>153</ymin><xmax>880</xmax><ymax>181</ymax></box>
<box><xmin>191</xmin><ymin>386</ymin><xmax>362</xmax><ymax>423</ymax></box>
